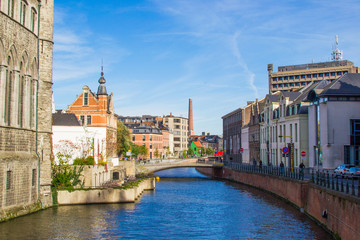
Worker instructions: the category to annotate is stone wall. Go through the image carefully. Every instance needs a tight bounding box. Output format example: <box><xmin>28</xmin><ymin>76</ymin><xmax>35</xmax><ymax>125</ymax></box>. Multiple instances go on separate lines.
<box><xmin>196</xmin><ymin>167</ymin><xmax>360</xmax><ymax>240</ymax></box>
<box><xmin>57</xmin><ymin>178</ymin><xmax>155</xmax><ymax>205</ymax></box>
<box><xmin>0</xmin><ymin>0</ymin><xmax>54</xmax><ymax>221</ymax></box>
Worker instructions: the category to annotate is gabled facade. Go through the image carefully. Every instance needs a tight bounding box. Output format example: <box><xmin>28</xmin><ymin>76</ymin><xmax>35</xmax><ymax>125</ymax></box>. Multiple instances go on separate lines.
<box><xmin>241</xmin><ymin>99</ymin><xmax>265</xmax><ymax>164</ymax></box>
<box><xmin>190</xmin><ymin>141</ymin><xmax>202</xmax><ymax>155</ymax></box>
<box><xmin>67</xmin><ymin>71</ymin><xmax>117</xmax><ymax>163</ymax></box>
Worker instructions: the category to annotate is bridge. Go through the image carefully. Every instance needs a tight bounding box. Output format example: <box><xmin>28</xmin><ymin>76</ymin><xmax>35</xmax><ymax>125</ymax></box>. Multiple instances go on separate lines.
<box><xmin>136</xmin><ymin>158</ymin><xmax>223</xmax><ymax>173</ymax></box>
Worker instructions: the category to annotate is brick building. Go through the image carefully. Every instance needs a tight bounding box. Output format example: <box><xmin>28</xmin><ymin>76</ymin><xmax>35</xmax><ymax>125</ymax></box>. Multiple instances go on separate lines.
<box><xmin>0</xmin><ymin>0</ymin><xmax>54</xmax><ymax>221</ymax></box>
<box><xmin>130</xmin><ymin>126</ymin><xmax>163</xmax><ymax>159</ymax></box>
<box><xmin>222</xmin><ymin>108</ymin><xmax>242</xmax><ymax>163</ymax></box>
<box><xmin>66</xmin><ymin>70</ymin><xmax>117</xmax><ymax>163</ymax></box>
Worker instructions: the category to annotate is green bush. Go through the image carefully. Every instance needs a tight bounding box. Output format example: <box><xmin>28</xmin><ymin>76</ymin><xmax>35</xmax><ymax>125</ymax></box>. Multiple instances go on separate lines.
<box><xmin>73</xmin><ymin>156</ymin><xmax>95</xmax><ymax>165</ymax></box>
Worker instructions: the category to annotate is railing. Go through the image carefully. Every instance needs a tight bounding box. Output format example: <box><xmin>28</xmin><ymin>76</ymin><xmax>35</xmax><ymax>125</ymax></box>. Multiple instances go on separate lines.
<box><xmin>228</xmin><ymin>162</ymin><xmax>307</xmax><ymax>181</ymax></box>
<box><xmin>226</xmin><ymin>162</ymin><xmax>360</xmax><ymax>198</ymax></box>
<box><xmin>311</xmin><ymin>169</ymin><xmax>360</xmax><ymax>198</ymax></box>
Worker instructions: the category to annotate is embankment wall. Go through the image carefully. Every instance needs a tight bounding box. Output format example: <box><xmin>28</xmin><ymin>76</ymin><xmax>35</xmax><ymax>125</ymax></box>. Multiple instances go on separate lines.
<box><xmin>56</xmin><ymin>178</ymin><xmax>155</xmax><ymax>205</ymax></box>
<box><xmin>197</xmin><ymin>167</ymin><xmax>360</xmax><ymax>240</ymax></box>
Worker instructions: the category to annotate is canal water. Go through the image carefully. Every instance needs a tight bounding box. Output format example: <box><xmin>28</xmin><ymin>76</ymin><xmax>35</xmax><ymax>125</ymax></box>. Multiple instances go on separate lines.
<box><xmin>0</xmin><ymin>168</ymin><xmax>332</xmax><ymax>239</ymax></box>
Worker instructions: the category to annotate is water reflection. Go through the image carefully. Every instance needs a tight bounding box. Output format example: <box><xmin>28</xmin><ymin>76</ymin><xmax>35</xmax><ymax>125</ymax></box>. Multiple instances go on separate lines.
<box><xmin>0</xmin><ymin>167</ymin><xmax>332</xmax><ymax>240</ymax></box>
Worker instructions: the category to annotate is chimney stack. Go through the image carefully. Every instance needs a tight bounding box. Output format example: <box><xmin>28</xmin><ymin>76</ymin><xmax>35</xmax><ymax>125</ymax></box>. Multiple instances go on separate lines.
<box><xmin>188</xmin><ymin>98</ymin><xmax>194</xmax><ymax>136</ymax></box>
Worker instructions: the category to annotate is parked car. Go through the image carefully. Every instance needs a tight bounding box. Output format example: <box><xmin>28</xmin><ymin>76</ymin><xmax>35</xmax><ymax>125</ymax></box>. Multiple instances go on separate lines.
<box><xmin>334</xmin><ymin>164</ymin><xmax>355</xmax><ymax>177</ymax></box>
<box><xmin>344</xmin><ymin>167</ymin><xmax>360</xmax><ymax>179</ymax></box>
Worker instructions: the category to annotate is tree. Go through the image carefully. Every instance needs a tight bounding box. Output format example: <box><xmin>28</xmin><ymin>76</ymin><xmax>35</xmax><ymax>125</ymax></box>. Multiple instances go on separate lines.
<box><xmin>117</xmin><ymin>121</ymin><xmax>131</xmax><ymax>157</ymax></box>
<box><xmin>139</xmin><ymin>145</ymin><xmax>148</xmax><ymax>158</ymax></box>
<box><xmin>206</xmin><ymin>147</ymin><xmax>215</xmax><ymax>156</ymax></box>
<box><xmin>187</xmin><ymin>147</ymin><xmax>194</xmax><ymax>156</ymax></box>
<box><xmin>154</xmin><ymin>148</ymin><xmax>159</xmax><ymax>158</ymax></box>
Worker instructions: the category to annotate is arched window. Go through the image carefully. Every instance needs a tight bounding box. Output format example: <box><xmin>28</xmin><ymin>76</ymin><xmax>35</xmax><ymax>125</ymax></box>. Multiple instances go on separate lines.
<box><xmin>18</xmin><ymin>61</ymin><xmax>25</xmax><ymax>127</ymax></box>
<box><xmin>5</xmin><ymin>56</ymin><xmax>13</xmax><ymax>126</ymax></box>
<box><xmin>20</xmin><ymin>1</ymin><xmax>28</xmax><ymax>26</ymax></box>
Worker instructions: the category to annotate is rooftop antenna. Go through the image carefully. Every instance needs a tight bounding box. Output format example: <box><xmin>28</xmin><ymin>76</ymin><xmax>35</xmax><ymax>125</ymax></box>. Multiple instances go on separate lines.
<box><xmin>331</xmin><ymin>35</ymin><xmax>343</xmax><ymax>61</ymax></box>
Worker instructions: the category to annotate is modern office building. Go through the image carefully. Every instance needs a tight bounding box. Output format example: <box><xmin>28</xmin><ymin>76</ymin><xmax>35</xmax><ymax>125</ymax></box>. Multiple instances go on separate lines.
<box><xmin>268</xmin><ymin>60</ymin><xmax>359</xmax><ymax>93</ymax></box>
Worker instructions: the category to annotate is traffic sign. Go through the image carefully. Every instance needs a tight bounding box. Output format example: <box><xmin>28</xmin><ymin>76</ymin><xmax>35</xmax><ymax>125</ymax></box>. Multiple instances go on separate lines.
<box><xmin>240</xmin><ymin>148</ymin><xmax>244</xmax><ymax>152</ymax></box>
<box><xmin>301</xmin><ymin>151</ymin><xmax>306</xmax><ymax>157</ymax></box>
<box><xmin>282</xmin><ymin>147</ymin><xmax>289</xmax><ymax>154</ymax></box>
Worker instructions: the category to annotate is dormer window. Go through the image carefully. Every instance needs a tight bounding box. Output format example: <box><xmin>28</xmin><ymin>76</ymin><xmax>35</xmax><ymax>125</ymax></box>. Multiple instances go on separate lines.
<box><xmin>83</xmin><ymin>92</ymin><xmax>88</xmax><ymax>106</ymax></box>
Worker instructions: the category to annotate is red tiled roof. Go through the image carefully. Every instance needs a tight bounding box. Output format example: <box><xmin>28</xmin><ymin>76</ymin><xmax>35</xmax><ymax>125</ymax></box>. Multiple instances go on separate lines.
<box><xmin>194</xmin><ymin>141</ymin><xmax>202</xmax><ymax>147</ymax></box>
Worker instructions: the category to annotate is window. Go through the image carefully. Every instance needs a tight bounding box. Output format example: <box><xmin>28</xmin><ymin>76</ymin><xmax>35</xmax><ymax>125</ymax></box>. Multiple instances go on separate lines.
<box><xmin>80</xmin><ymin>115</ymin><xmax>85</xmax><ymax>125</ymax></box>
<box><xmin>6</xmin><ymin>170</ymin><xmax>12</xmax><ymax>190</ymax></box>
<box><xmin>83</xmin><ymin>92</ymin><xmax>88</xmax><ymax>105</ymax></box>
<box><xmin>301</xmin><ymin>75</ymin><xmax>305</xmax><ymax>79</ymax></box>
<box><xmin>273</xmin><ymin>84</ymin><xmax>277</xmax><ymax>88</ymax></box>
<box><xmin>87</xmin><ymin>115</ymin><xmax>91</xmax><ymax>125</ymax></box>
<box><xmin>284</xmin><ymin>83</ymin><xmax>288</xmax><ymax>87</ymax></box>
<box><xmin>32</xmin><ymin>169</ymin><xmax>36</xmax><ymax>186</ymax></box>
<box><xmin>284</xmin><ymin>76</ymin><xmax>288</xmax><ymax>80</ymax></box>
<box><xmin>279</xmin><ymin>77</ymin><xmax>283</xmax><ymax>80</ymax></box>
<box><xmin>18</xmin><ymin>62</ymin><xmax>25</xmax><ymax>127</ymax></box>
<box><xmin>8</xmin><ymin>0</ymin><xmax>14</xmax><ymax>18</ymax></box>
<box><xmin>301</xmin><ymin>82</ymin><xmax>306</xmax><ymax>86</ymax></box>
<box><xmin>20</xmin><ymin>1</ymin><xmax>27</xmax><ymax>25</ymax></box>
<box><xmin>319</xmin><ymin>73</ymin><xmax>324</xmax><ymax>77</ymax></box>
<box><xmin>290</xmin><ymin>76</ymin><xmax>294</xmax><ymax>80</ymax></box>
<box><xmin>306</xmin><ymin>74</ymin><xmax>311</xmax><ymax>78</ymax></box>
<box><xmin>350</xmin><ymin>120</ymin><xmax>360</xmax><ymax>145</ymax></box>
<box><xmin>295</xmin><ymin>82</ymin><xmax>300</xmax><ymax>86</ymax></box>
<box><xmin>313</xmin><ymin>74</ymin><xmax>318</xmax><ymax>78</ymax></box>
<box><xmin>295</xmin><ymin>123</ymin><xmax>298</xmax><ymax>142</ymax></box>
<box><xmin>290</xmin><ymin>83</ymin><xmax>294</xmax><ymax>87</ymax></box>
<box><xmin>325</xmin><ymin>72</ymin><xmax>330</xmax><ymax>77</ymax></box>
<box><xmin>150</xmin><ymin>136</ymin><xmax>152</xmax><ymax>141</ymax></box>
<box><xmin>5</xmin><ymin>56</ymin><xmax>12</xmax><ymax>126</ymax></box>
<box><xmin>31</xmin><ymin>8</ymin><xmax>37</xmax><ymax>32</ymax></box>
<box><xmin>295</xmin><ymin>75</ymin><xmax>300</xmax><ymax>79</ymax></box>
<box><xmin>142</xmin><ymin>135</ymin><xmax>145</xmax><ymax>141</ymax></box>
<box><xmin>331</xmin><ymin>72</ymin><xmax>336</xmax><ymax>76</ymax></box>
<box><xmin>337</xmin><ymin>71</ymin><xmax>342</xmax><ymax>76</ymax></box>
<box><xmin>150</xmin><ymin>144</ymin><xmax>152</xmax><ymax>149</ymax></box>
<box><xmin>273</xmin><ymin>77</ymin><xmax>277</xmax><ymax>81</ymax></box>
<box><xmin>132</xmin><ymin>136</ymin><xmax>135</xmax><ymax>141</ymax></box>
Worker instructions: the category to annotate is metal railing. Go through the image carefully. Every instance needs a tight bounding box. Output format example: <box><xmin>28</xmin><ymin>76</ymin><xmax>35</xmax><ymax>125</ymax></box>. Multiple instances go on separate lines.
<box><xmin>225</xmin><ymin>162</ymin><xmax>360</xmax><ymax>198</ymax></box>
<box><xmin>311</xmin><ymin>169</ymin><xmax>360</xmax><ymax>197</ymax></box>
<box><xmin>228</xmin><ymin>162</ymin><xmax>307</xmax><ymax>181</ymax></box>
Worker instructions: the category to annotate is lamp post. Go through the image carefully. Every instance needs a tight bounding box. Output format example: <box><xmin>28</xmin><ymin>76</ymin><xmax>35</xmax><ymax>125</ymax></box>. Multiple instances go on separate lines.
<box><xmin>279</xmin><ymin>135</ymin><xmax>294</xmax><ymax>172</ymax></box>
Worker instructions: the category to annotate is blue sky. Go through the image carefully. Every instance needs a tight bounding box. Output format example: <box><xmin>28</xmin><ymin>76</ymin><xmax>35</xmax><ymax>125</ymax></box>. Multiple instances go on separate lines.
<box><xmin>53</xmin><ymin>0</ymin><xmax>360</xmax><ymax>135</ymax></box>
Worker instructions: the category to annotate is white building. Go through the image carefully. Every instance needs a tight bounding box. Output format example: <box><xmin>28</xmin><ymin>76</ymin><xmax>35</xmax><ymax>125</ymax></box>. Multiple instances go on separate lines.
<box><xmin>260</xmin><ymin>87</ymin><xmax>312</xmax><ymax>168</ymax></box>
<box><xmin>307</xmin><ymin>73</ymin><xmax>360</xmax><ymax>169</ymax></box>
<box><xmin>52</xmin><ymin>110</ymin><xmax>109</xmax><ymax>165</ymax></box>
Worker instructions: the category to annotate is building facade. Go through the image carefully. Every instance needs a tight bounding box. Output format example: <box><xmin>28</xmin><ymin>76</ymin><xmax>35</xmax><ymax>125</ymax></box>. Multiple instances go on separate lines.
<box><xmin>222</xmin><ymin>108</ymin><xmax>242</xmax><ymax>163</ymax></box>
<box><xmin>66</xmin><ymin>72</ymin><xmax>117</xmax><ymax>163</ymax></box>
<box><xmin>0</xmin><ymin>0</ymin><xmax>54</xmax><ymax>221</ymax></box>
<box><xmin>307</xmin><ymin>73</ymin><xmax>360</xmax><ymax>169</ymax></box>
<box><xmin>131</xmin><ymin>126</ymin><xmax>163</xmax><ymax>159</ymax></box>
<box><xmin>268</xmin><ymin>60</ymin><xmax>359</xmax><ymax>93</ymax></box>
<box><xmin>163</xmin><ymin>113</ymin><xmax>188</xmax><ymax>157</ymax></box>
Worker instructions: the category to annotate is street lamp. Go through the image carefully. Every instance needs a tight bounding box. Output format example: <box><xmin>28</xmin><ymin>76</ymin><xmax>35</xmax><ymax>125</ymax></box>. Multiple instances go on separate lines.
<box><xmin>279</xmin><ymin>135</ymin><xmax>294</xmax><ymax>172</ymax></box>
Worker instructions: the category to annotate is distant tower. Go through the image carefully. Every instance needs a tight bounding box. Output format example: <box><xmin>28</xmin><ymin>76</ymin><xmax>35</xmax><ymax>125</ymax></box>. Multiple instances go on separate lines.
<box><xmin>331</xmin><ymin>35</ymin><xmax>343</xmax><ymax>61</ymax></box>
<box><xmin>188</xmin><ymin>98</ymin><xmax>194</xmax><ymax>136</ymax></box>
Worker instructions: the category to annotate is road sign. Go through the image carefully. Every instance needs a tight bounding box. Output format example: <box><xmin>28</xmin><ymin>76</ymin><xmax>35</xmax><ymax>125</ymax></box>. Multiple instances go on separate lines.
<box><xmin>301</xmin><ymin>151</ymin><xmax>306</xmax><ymax>157</ymax></box>
<box><xmin>240</xmin><ymin>148</ymin><xmax>244</xmax><ymax>152</ymax></box>
<box><xmin>282</xmin><ymin>147</ymin><xmax>289</xmax><ymax>154</ymax></box>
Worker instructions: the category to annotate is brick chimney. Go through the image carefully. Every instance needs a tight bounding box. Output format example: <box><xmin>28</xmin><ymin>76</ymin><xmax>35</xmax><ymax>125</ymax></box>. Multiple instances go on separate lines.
<box><xmin>188</xmin><ymin>98</ymin><xmax>194</xmax><ymax>136</ymax></box>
